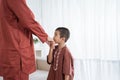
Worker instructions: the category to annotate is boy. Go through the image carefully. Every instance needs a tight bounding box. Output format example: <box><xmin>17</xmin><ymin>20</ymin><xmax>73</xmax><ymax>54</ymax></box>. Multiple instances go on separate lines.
<box><xmin>47</xmin><ymin>27</ymin><xmax>74</xmax><ymax>80</ymax></box>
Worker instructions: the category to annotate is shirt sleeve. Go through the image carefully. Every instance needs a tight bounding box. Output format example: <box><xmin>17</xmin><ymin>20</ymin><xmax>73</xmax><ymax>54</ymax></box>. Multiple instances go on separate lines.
<box><xmin>6</xmin><ymin>0</ymin><xmax>48</xmax><ymax>43</ymax></box>
<box><xmin>47</xmin><ymin>48</ymin><xmax>56</xmax><ymax>64</ymax></box>
<box><xmin>63</xmin><ymin>50</ymin><xmax>72</xmax><ymax>75</ymax></box>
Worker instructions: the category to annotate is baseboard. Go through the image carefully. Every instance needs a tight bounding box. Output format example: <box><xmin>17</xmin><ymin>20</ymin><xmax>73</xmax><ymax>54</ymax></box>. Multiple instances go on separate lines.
<box><xmin>36</xmin><ymin>57</ymin><xmax>50</xmax><ymax>71</ymax></box>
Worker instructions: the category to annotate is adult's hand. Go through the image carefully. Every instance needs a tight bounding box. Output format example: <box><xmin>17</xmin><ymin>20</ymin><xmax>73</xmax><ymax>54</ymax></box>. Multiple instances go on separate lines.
<box><xmin>46</xmin><ymin>36</ymin><xmax>54</xmax><ymax>46</ymax></box>
<box><xmin>47</xmin><ymin>36</ymin><xmax>53</xmax><ymax>42</ymax></box>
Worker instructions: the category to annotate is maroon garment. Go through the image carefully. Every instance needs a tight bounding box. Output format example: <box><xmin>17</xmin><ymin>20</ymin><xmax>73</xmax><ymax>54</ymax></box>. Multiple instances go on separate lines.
<box><xmin>47</xmin><ymin>46</ymin><xmax>74</xmax><ymax>80</ymax></box>
<box><xmin>3</xmin><ymin>70</ymin><xmax>29</xmax><ymax>80</ymax></box>
<box><xmin>0</xmin><ymin>0</ymin><xmax>48</xmax><ymax>77</ymax></box>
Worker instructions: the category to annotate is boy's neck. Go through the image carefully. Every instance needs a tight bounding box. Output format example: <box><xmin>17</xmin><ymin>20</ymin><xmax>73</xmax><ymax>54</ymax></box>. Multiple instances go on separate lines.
<box><xmin>58</xmin><ymin>42</ymin><xmax>65</xmax><ymax>50</ymax></box>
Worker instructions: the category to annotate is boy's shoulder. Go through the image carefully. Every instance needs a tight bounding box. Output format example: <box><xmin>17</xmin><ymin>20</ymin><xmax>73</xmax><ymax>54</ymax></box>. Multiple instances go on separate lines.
<box><xmin>62</xmin><ymin>46</ymin><xmax>73</xmax><ymax>57</ymax></box>
<box><xmin>63</xmin><ymin>45</ymin><xmax>70</xmax><ymax>53</ymax></box>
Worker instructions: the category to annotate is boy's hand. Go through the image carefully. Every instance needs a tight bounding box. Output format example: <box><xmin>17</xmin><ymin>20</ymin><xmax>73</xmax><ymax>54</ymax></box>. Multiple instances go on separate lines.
<box><xmin>49</xmin><ymin>41</ymin><xmax>55</xmax><ymax>49</ymax></box>
<box><xmin>65</xmin><ymin>75</ymin><xmax>70</xmax><ymax>80</ymax></box>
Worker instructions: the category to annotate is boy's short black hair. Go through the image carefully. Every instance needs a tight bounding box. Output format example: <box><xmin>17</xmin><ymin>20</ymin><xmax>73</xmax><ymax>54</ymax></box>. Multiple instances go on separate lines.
<box><xmin>56</xmin><ymin>27</ymin><xmax>70</xmax><ymax>42</ymax></box>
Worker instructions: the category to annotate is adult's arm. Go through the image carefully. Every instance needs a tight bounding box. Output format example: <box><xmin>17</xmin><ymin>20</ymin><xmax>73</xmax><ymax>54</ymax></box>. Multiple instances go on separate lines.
<box><xmin>6</xmin><ymin>0</ymin><xmax>48</xmax><ymax>43</ymax></box>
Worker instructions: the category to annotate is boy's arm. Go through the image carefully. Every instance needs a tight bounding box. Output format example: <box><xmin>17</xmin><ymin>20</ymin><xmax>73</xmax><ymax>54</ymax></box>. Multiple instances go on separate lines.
<box><xmin>65</xmin><ymin>75</ymin><xmax>70</xmax><ymax>80</ymax></box>
<box><xmin>63</xmin><ymin>48</ymin><xmax>74</xmax><ymax>80</ymax></box>
<box><xmin>47</xmin><ymin>41</ymin><xmax>55</xmax><ymax>64</ymax></box>
<box><xmin>47</xmin><ymin>48</ymin><xmax>54</xmax><ymax>64</ymax></box>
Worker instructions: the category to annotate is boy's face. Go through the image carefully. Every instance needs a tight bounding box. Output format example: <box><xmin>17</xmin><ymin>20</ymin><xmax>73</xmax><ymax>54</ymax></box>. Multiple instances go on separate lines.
<box><xmin>53</xmin><ymin>30</ymin><xmax>63</xmax><ymax>44</ymax></box>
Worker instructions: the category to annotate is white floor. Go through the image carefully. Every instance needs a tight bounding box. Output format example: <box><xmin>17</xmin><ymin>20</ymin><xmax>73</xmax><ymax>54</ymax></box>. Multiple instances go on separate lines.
<box><xmin>0</xmin><ymin>70</ymin><xmax>48</xmax><ymax>80</ymax></box>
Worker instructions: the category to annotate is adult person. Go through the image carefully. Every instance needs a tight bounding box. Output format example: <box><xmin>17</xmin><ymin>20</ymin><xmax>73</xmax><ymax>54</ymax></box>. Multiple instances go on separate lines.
<box><xmin>0</xmin><ymin>0</ymin><xmax>52</xmax><ymax>80</ymax></box>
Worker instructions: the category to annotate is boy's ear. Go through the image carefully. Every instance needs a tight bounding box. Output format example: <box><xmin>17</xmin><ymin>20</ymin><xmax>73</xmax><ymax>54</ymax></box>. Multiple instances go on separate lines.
<box><xmin>62</xmin><ymin>37</ymin><xmax>65</xmax><ymax>41</ymax></box>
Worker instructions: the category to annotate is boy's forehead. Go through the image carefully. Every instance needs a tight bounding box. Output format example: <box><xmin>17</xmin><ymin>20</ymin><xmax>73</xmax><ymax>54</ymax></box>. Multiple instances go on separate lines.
<box><xmin>54</xmin><ymin>30</ymin><xmax>61</xmax><ymax>36</ymax></box>
<box><xmin>55</xmin><ymin>30</ymin><xmax>60</xmax><ymax>34</ymax></box>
